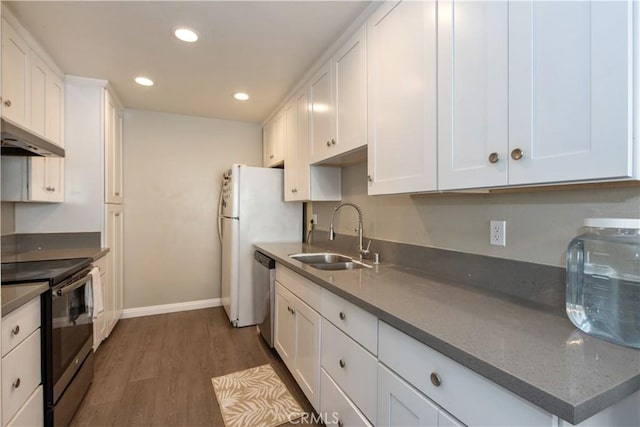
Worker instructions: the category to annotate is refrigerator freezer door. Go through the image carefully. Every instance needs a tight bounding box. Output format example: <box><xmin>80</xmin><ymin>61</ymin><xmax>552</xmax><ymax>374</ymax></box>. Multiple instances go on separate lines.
<box><xmin>220</xmin><ymin>217</ymin><xmax>239</xmax><ymax>325</ymax></box>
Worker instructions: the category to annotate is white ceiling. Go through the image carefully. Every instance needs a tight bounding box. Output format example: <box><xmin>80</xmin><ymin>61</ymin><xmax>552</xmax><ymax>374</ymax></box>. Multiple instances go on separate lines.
<box><xmin>6</xmin><ymin>1</ymin><xmax>371</xmax><ymax>123</ymax></box>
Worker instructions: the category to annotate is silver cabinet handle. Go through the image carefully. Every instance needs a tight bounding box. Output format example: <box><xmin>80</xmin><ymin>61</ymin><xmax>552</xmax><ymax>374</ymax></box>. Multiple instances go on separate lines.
<box><xmin>367</xmin><ymin>175</ymin><xmax>373</xmax><ymax>182</ymax></box>
<box><xmin>488</xmin><ymin>152</ymin><xmax>499</xmax><ymax>164</ymax></box>
<box><xmin>430</xmin><ymin>372</ymin><xmax>442</xmax><ymax>387</ymax></box>
<box><xmin>115</xmin><ymin>192</ymin><xmax>120</xmax><ymax>196</ymax></box>
<box><xmin>326</xmin><ymin>140</ymin><xmax>331</xmax><ymax>147</ymax></box>
<box><xmin>13</xmin><ymin>378</ymin><xmax>21</xmax><ymax>389</ymax></box>
<box><xmin>511</xmin><ymin>148</ymin><xmax>523</xmax><ymax>160</ymax></box>
<box><xmin>331</xmin><ymin>139</ymin><xmax>336</xmax><ymax>145</ymax></box>
<box><xmin>339</xmin><ymin>359</ymin><xmax>346</xmax><ymax>368</ymax></box>
<box><xmin>291</xmin><ymin>189</ymin><xmax>295</xmax><ymax>193</ymax></box>
<box><xmin>338</xmin><ymin>420</ymin><xmax>344</xmax><ymax>427</ymax></box>
<box><xmin>270</xmin><ymin>154</ymin><xmax>274</xmax><ymax>159</ymax></box>
<box><xmin>339</xmin><ymin>312</ymin><xmax>346</xmax><ymax>320</ymax></box>
<box><xmin>115</xmin><ymin>212</ymin><xmax>121</xmax><ymax>217</ymax></box>
<box><xmin>4</xmin><ymin>100</ymin><xmax>11</xmax><ymax>107</ymax></box>
<box><xmin>11</xmin><ymin>325</ymin><xmax>20</xmax><ymax>336</ymax></box>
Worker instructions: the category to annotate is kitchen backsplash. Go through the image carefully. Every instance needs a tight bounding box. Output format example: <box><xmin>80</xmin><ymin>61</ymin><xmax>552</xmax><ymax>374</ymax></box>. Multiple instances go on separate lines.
<box><xmin>314</xmin><ymin>162</ymin><xmax>640</xmax><ymax>268</ymax></box>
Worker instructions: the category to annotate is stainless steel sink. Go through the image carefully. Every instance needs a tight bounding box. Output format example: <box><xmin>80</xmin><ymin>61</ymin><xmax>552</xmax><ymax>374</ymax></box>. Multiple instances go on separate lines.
<box><xmin>290</xmin><ymin>253</ymin><xmax>352</xmax><ymax>264</ymax></box>
<box><xmin>289</xmin><ymin>252</ymin><xmax>372</xmax><ymax>270</ymax></box>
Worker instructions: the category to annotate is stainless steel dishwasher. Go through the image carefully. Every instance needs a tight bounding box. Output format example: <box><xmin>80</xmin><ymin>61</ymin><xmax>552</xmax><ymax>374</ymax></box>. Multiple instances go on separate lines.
<box><xmin>253</xmin><ymin>250</ymin><xmax>276</xmax><ymax>347</ymax></box>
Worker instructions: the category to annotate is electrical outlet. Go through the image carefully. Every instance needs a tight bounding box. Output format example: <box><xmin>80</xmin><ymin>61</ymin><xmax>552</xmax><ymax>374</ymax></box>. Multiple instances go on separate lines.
<box><xmin>490</xmin><ymin>220</ymin><xmax>506</xmax><ymax>246</ymax></box>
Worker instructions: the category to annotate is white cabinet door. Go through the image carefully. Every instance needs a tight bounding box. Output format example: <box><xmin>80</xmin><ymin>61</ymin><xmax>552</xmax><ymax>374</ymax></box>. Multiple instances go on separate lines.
<box><xmin>309</xmin><ymin>60</ymin><xmax>334</xmax><ymax>163</ymax></box>
<box><xmin>378</xmin><ymin>363</ymin><xmax>439</xmax><ymax>427</ymax></box>
<box><xmin>105</xmin><ymin>204</ymin><xmax>123</xmax><ymax>336</ymax></box>
<box><xmin>263</xmin><ymin>111</ymin><xmax>284</xmax><ymax>167</ymax></box>
<box><xmin>294</xmin><ymin>90</ymin><xmax>311</xmax><ymax>201</ymax></box>
<box><xmin>508</xmin><ymin>0</ymin><xmax>633</xmax><ymax>185</ymax></box>
<box><xmin>29</xmin><ymin>51</ymin><xmax>47</xmax><ymax>137</ymax></box>
<box><xmin>293</xmin><ymin>297</ymin><xmax>320</xmax><ymax>411</ymax></box>
<box><xmin>437</xmin><ymin>1</ymin><xmax>508</xmax><ymax>190</ymax></box>
<box><xmin>367</xmin><ymin>0</ymin><xmax>437</xmax><ymax>195</ymax></box>
<box><xmin>1</xmin><ymin>19</ymin><xmax>29</xmax><ymax>127</ymax></box>
<box><xmin>283</xmin><ymin>98</ymin><xmax>300</xmax><ymax>201</ymax></box>
<box><xmin>45</xmin><ymin>71</ymin><xmax>65</xmax><ymax>146</ymax></box>
<box><xmin>334</xmin><ymin>25</ymin><xmax>367</xmax><ymax>158</ymax></box>
<box><xmin>105</xmin><ymin>90</ymin><xmax>124</xmax><ymax>203</ymax></box>
<box><xmin>274</xmin><ymin>282</ymin><xmax>296</xmax><ymax>371</ymax></box>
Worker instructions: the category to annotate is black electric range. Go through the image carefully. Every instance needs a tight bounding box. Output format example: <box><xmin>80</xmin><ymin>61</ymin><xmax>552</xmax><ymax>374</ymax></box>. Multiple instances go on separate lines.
<box><xmin>2</xmin><ymin>257</ymin><xmax>95</xmax><ymax>427</ymax></box>
<box><xmin>1</xmin><ymin>258</ymin><xmax>92</xmax><ymax>286</ymax></box>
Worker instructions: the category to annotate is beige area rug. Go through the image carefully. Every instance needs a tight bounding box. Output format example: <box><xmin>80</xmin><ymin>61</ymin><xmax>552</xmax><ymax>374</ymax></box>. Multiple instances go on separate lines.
<box><xmin>212</xmin><ymin>364</ymin><xmax>305</xmax><ymax>427</ymax></box>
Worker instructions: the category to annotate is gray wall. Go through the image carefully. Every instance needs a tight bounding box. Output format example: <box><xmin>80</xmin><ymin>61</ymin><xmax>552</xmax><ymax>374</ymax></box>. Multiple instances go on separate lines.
<box><xmin>123</xmin><ymin>109</ymin><xmax>262</xmax><ymax>309</ymax></box>
<box><xmin>1</xmin><ymin>202</ymin><xmax>15</xmax><ymax>235</ymax></box>
<box><xmin>314</xmin><ymin>163</ymin><xmax>640</xmax><ymax>267</ymax></box>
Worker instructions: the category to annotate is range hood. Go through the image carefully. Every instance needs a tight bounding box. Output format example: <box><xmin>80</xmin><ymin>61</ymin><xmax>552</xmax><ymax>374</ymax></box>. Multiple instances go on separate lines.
<box><xmin>1</xmin><ymin>117</ymin><xmax>65</xmax><ymax>157</ymax></box>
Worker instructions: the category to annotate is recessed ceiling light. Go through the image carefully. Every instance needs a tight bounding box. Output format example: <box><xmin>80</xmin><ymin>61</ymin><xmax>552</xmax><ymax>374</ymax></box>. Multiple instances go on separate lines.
<box><xmin>234</xmin><ymin>92</ymin><xmax>250</xmax><ymax>101</ymax></box>
<box><xmin>174</xmin><ymin>27</ymin><xmax>198</xmax><ymax>43</ymax></box>
<box><xmin>135</xmin><ymin>76</ymin><xmax>154</xmax><ymax>87</ymax></box>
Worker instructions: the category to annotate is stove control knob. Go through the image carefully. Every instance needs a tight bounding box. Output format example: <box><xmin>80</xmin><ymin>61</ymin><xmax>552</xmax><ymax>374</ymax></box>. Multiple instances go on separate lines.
<box><xmin>56</xmin><ymin>289</ymin><xmax>63</xmax><ymax>297</ymax></box>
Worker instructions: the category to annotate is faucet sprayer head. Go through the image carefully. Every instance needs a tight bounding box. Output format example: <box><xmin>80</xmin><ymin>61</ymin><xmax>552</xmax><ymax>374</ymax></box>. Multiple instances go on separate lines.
<box><xmin>328</xmin><ymin>226</ymin><xmax>336</xmax><ymax>240</ymax></box>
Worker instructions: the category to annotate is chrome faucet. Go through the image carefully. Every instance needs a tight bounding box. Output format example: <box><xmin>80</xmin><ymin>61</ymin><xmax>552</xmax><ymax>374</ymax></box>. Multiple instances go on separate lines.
<box><xmin>328</xmin><ymin>202</ymin><xmax>371</xmax><ymax>259</ymax></box>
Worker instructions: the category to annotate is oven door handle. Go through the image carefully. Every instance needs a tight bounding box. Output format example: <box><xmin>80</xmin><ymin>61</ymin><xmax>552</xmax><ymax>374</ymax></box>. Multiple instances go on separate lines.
<box><xmin>53</xmin><ymin>274</ymin><xmax>91</xmax><ymax>298</ymax></box>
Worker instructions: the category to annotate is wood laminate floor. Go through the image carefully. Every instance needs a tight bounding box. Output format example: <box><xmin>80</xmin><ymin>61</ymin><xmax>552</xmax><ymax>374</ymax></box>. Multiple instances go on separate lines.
<box><xmin>70</xmin><ymin>307</ymin><xmax>320</xmax><ymax>427</ymax></box>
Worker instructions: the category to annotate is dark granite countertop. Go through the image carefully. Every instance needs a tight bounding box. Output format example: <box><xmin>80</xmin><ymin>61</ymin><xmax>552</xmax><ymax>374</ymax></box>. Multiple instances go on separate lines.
<box><xmin>255</xmin><ymin>242</ymin><xmax>640</xmax><ymax>425</ymax></box>
<box><xmin>2</xmin><ymin>282</ymin><xmax>49</xmax><ymax>316</ymax></box>
<box><xmin>1</xmin><ymin>247</ymin><xmax>109</xmax><ymax>263</ymax></box>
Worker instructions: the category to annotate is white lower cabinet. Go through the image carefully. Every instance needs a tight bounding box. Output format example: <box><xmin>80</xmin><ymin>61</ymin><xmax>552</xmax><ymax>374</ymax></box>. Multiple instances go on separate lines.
<box><xmin>6</xmin><ymin>386</ymin><xmax>43</xmax><ymax>427</ymax></box>
<box><xmin>321</xmin><ymin>368</ymin><xmax>372</xmax><ymax>427</ymax></box>
<box><xmin>378</xmin><ymin>321</ymin><xmax>552</xmax><ymax>427</ymax></box>
<box><xmin>378</xmin><ymin>363</ymin><xmax>462</xmax><ymax>427</ymax></box>
<box><xmin>274</xmin><ymin>279</ymin><xmax>321</xmax><ymax>410</ymax></box>
<box><xmin>1</xmin><ymin>328</ymin><xmax>41</xmax><ymax>427</ymax></box>
<box><xmin>321</xmin><ymin>319</ymin><xmax>377</xmax><ymax>424</ymax></box>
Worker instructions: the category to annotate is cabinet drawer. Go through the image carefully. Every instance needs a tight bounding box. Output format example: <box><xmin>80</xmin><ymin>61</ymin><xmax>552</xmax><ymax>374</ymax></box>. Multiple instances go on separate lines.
<box><xmin>321</xmin><ymin>319</ymin><xmax>377</xmax><ymax>424</ymax></box>
<box><xmin>2</xmin><ymin>329</ymin><xmax>41</xmax><ymax>426</ymax></box>
<box><xmin>276</xmin><ymin>265</ymin><xmax>321</xmax><ymax>311</ymax></box>
<box><xmin>378</xmin><ymin>321</ymin><xmax>552</xmax><ymax>427</ymax></box>
<box><xmin>321</xmin><ymin>368</ymin><xmax>372</xmax><ymax>427</ymax></box>
<box><xmin>2</xmin><ymin>297</ymin><xmax>40</xmax><ymax>357</ymax></box>
<box><xmin>6</xmin><ymin>385</ymin><xmax>43</xmax><ymax>427</ymax></box>
<box><xmin>321</xmin><ymin>288</ymin><xmax>377</xmax><ymax>355</ymax></box>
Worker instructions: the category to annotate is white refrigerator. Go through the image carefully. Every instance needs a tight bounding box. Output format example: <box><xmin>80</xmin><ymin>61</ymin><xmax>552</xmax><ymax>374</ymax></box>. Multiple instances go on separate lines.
<box><xmin>218</xmin><ymin>164</ymin><xmax>302</xmax><ymax>327</ymax></box>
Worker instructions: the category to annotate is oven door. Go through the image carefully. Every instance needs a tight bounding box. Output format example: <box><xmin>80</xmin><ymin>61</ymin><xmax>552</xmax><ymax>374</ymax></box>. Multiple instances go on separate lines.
<box><xmin>51</xmin><ymin>272</ymin><xmax>93</xmax><ymax>403</ymax></box>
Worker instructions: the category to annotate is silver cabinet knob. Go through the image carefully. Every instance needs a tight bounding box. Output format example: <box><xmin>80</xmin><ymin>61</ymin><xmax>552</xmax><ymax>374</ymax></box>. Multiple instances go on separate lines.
<box><xmin>331</xmin><ymin>139</ymin><xmax>336</xmax><ymax>146</ymax></box>
<box><xmin>488</xmin><ymin>152</ymin><xmax>499</xmax><ymax>164</ymax></box>
<box><xmin>12</xmin><ymin>378</ymin><xmax>21</xmax><ymax>389</ymax></box>
<box><xmin>326</xmin><ymin>140</ymin><xmax>331</xmax><ymax>147</ymax></box>
<box><xmin>115</xmin><ymin>192</ymin><xmax>120</xmax><ymax>196</ymax></box>
<box><xmin>115</xmin><ymin>212</ymin><xmax>121</xmax><ymax>217</ymax></box>
<box><xmin>367</xmin><ymin>175</ymin><xmax>373</xmax><ymax>182</ymax></box>
<box><xmin>4</xmin><ymin>100</ymin><xmax>11</xmax><ymax>107</ymax></box>
<box><xmin>11</xmin><ymin>325</ymin><xmax>20</xmax><ymax>336</ymax></box>
<box><xmin>511</xmin><ymin>148</ymin><xmax>523</xmax><ymax>160</ymax></box>
<box><xmin>269</xmin><ymin>154</ymin><xmax>274</xmax><ymax>159</ymax></box>
<box><xmin>339</xmin><ymin>359</ymin><xmax>346</xmax><ymax>368</ymax></box>
<box><xmin>338</xmin><ymin>420</ymin><xmax>344</xmax><ymax>427</ymax></box>
<box><xmin>430</xmin><ymin>372</ymin><xmax>442</xmax><ymax>387</ymax></box>
<box><xmin>339</xmin><ymin>312</ymin><xmax>346</xmax><ymax>320</ymax></box>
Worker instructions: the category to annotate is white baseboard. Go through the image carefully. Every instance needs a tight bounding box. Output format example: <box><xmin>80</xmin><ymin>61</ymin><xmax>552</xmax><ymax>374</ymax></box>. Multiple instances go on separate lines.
<box><xmin>120</xmin><ymin>298</ymin><xmax>222</xmax><ymax>319</ymax></box>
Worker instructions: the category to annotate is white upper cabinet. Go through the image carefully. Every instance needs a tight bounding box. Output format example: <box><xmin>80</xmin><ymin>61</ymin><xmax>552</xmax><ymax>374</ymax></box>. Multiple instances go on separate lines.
<box><xmin>439</xmin><ymin>0</ymin><xmax>634</xmax><ymax>190</ymax></box>
<box><xmin>263</xmin><ymin>110</ymin><xmax>284</xmax><ymax>167</ymax></box>
<box><xmin>308</xmin><ymin>26</ymin><xmax>367</xmax><ymax>165</ymax></box>
<box><xmin>437</xmin><ymin>1</ymin><xmax>509</xmax><ymax>190</ymax></box>
<box><xmin>284</xmin><ymin>97</ymin><xmax>302</xmax><ymax>200</ymax></box>
<box><xmin>284</xmin><ymin>89</ymin><xmax>341</xmax><ymax>202</ymax></box>
<box><xmin>309</xmin><ymin>60</ymin><xmax>334</xmax><ymax>163</ymax></box>
<box><xmin>367</xmin><ymin>0</ymin><xmax>438</xmax><ymax>195</ymax></box>
<box><xmin>508</xmin><ymin>0</ymin><xmax>634</xmax><ymax>185</ymax></box>
<box><xmin>105</xmin><ymin>88</ymin><xmax>123</xmax><ymax>203</ymax></box>
<box><xmin>1</xmin><ymin>20</ymin><xmax>29</xmax><ymax>127</ymax></box>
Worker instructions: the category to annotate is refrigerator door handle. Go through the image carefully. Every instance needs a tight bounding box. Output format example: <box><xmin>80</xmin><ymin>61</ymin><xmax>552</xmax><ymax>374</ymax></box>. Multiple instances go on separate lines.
<box><xmin>217</xmin><ymin>179</ymin><xmax>225</xmax><ymax>243</ymax></box>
